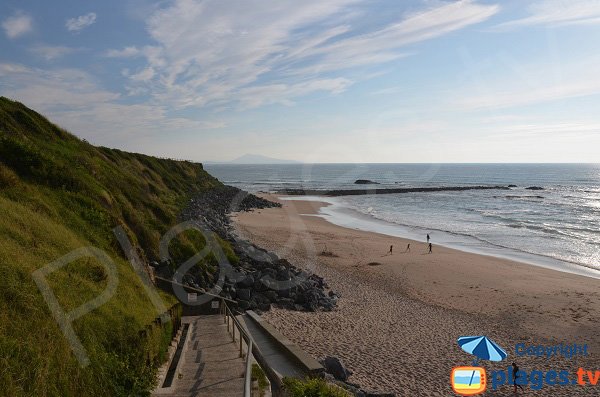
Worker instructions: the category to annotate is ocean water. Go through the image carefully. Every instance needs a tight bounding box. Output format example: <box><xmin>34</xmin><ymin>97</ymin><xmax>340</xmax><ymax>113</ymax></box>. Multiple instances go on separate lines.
<box><xmin>205</xmin><ymin>164</ymin><xmax>600</xmax><ymax>277</ymax></box>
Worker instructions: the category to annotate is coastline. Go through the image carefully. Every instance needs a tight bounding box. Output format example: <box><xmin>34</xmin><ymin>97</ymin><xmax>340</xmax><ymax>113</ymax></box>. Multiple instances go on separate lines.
<box><xmin>286</xmin><ymin>195</ymin><xmax>600</xmax><ymax>280</ymax></box>
<box><xmin>232</xmin><ymin>195</ymin><xmax>600</xmax><ymax>395</ymax></box>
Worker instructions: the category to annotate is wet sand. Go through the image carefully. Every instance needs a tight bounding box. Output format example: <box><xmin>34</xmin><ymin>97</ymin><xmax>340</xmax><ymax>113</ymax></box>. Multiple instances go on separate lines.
<box><xmin>233</xmin><ymin>196</ymin><xmax>600</xmax><ymax>396</ymax></box>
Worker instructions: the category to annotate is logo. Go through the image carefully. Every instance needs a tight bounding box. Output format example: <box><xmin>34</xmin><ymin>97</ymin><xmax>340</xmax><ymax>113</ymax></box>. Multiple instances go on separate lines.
<box><xmin>451</xmin><ymin>366</ymin><xmax>486</xmax><ymax>395</ymax></box>
<box><xmin>451</xmin><ymin>336</ymin><xmax>507</xmax><ymax>396</ymax></box>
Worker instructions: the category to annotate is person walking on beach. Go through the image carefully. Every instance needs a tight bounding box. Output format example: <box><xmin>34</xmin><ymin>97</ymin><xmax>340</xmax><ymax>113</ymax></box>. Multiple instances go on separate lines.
<box><xmin>512</xmin><ymin>362</ymin><xmax>524</xmax><ymax>393</ymax></box>
<box><xmin>428</xmin><ymin>243</ymin><xmax>432</xmax><ymax>254</ymax></box>
<box><xmin>427</xmin><ymin>233</ymin><xmax>430</xmax><ymax>243</ymax></box>
<box><xmin>405</xmin><ymin>243</ymin><xmax>410</xmax><ymax>253</ymax></box>
<box><xmin>388</xmin><ymin>245</ymin><xmax>393</xmax><ymax>255</ymax></box>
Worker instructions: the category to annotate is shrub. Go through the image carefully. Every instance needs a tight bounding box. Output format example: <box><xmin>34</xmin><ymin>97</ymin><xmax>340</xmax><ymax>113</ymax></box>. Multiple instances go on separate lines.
<box><xmin>282</xmin><ymin>377</ymin><xmax>351</xmax><ymax>397</ymax></box>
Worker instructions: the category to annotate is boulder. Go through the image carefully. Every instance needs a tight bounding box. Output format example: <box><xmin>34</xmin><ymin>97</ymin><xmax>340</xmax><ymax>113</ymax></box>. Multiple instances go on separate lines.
<box><xmin>276</xmin><ymin>298</ymin><xmax>295</xmax><ymax>309</ymax></box>
<box><xmin>526</xmin><ymin>186</ymin><xmax>544</xmax><ymax>190</ymax></box>
<box><xmin>238</xmin><ymin>274</ymin><xmax>255</xmax><ymax>288</ymax></box>
<box><xmin>237</xmin><ymin>288</ymin><xmax>251</xmax><ymax>301</ymax></box>
<box><xmin>237</xmin><ymin>300</ymin><xmax>250</xmax><ymax>310</ymax></box>
<box><xmin>265</xmin><ymin>290</ymin><xmax>278</xmax><ymax>302</ymax></box>
<box><xmin>321</xmin><ymin>356</ymin><xmax>352</xmax><ymax>381</ymax></box>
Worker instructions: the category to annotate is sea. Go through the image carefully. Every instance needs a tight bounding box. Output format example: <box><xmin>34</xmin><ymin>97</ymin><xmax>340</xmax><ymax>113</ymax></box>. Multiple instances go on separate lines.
<box><xmin>204</xmin><ymin>163</ymin><xmax>600</xmax><ymax>278</ymax></box>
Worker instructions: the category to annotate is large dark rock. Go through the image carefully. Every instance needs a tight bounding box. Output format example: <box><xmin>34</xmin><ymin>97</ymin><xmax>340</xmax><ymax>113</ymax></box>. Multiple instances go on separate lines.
<box><xmin>354</xmin><ymin>179</ymin><xmax>379</xmax><ymax>184</ymax></box>
<box><xmin>321</xmin><ymin>356</ymin><xmax>352</xmax><ymax>381</ymax></box>
<box><xmin>237</xmin><ymin>288</ymin><xmax>251</xmax><ymax>301</ymax></box>
<box><xmin>276</xmin><ymin>298</ymin><xmax>295</xmax><ymax>309</ymax></box>
<box><xmin>237</xmin><ymin>300</ymin><xmax>250</xmax><ymax>310</ymax></box>
<box><xmin>237</xmin><ymin>274</ymin><xmax>255</xmax><ymax>288</ymax></box>
<box><xmin>526</xmin><ymin>186</ymin><xmax>544</xmax><ymax>190</ymax></box>
<box><xmin>265</xmin><ymin>290</ymin><xmax>278</xmax><ymax>302</ymax></box>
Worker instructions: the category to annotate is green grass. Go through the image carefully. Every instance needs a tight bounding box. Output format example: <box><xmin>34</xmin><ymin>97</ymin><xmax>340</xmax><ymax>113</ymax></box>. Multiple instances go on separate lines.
<box><xmin>0</xmin><ymin>97</ymin><xmax>231</xmax><ymax>396</ymax></box>
<box><xmin>251</xmin><ymin>363</ymin><xmax>269</xmax><ymax>397</ymax></box>
<box><xmin>282</xmin><ymin>377</ymin><xmax>351</xmax><ymax>397</ymax></box>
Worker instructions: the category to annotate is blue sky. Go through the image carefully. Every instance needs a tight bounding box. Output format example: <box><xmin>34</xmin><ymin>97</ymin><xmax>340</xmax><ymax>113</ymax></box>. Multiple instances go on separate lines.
<box><xmin>1</xmin><ymin>0</ymin><xmax>600</xmax><ymax>163</ymax></box>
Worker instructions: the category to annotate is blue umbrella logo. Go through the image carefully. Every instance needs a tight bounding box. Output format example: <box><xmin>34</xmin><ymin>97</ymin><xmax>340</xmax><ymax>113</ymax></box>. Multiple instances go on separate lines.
<box><xmin>456</xmin><ymin>336</ymin><xmax>507</xmax><ymax>391</ymax></box>
<box><xmin>458</xmin><ymin>336</ymin><xmax>507</xmax><ymax>365</ymax></box>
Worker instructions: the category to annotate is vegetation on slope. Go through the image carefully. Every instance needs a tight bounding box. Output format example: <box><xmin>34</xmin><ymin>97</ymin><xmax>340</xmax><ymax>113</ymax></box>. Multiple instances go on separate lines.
<box><xmin>0</xmin><ymin>97</ymin><xmax>227</xmax><ymax>396</ymax></box>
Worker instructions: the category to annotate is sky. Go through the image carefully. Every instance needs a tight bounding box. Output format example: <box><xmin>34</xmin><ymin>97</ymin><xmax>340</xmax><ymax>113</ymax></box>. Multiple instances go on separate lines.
<box><xmin>1</xmin><ymin>0</ymin><xmax>600</xmax><ymax>163</ymax></box>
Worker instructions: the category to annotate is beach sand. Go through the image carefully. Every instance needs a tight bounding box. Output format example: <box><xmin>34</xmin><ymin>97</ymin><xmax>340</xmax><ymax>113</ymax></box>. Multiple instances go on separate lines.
<box><xmin>232</xmin><ymin>196</ymin><xmax>600</xmax><ymax>396</ymax></box>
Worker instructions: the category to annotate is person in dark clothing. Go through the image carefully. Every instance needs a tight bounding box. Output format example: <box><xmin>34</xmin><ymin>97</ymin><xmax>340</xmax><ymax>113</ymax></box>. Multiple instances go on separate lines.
<box><xmin>512</xmin><ymin>362</ymin><xmax>524</xmax><ymax>393</ymax></box>
<box><xmin>388</xmin><ymin>245</ymin><xmax>393</xmax><ymax>255</ymax></box>
<box><xmin>428</xmin><ymin>243</ymin><xmax>432</xmax><ymax>253</ymax></box>
<box><xmin>427</xmin><ymin>233</ymin><xmax>430</xmax><ymax>243</ymax></box>
<box><xmin>405</xmin><ymin>243</ymin><xmax>410</xmax><ymax>252</ymax></box>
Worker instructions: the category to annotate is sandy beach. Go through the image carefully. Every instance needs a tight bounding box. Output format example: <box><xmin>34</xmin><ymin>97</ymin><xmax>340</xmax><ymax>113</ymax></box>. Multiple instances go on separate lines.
<box><xmin>232</xmin><ymin>195</ymin><xmax>600</xmax><ymax>396</ymax></box>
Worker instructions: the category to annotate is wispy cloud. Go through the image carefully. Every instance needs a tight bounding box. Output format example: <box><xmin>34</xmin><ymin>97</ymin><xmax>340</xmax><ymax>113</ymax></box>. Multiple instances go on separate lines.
<box><xmin>66</xmin><ymin>12</ymin><xmax>97</xmax><ymax>32</ymax></box>
<box><xmin>0</xmin><ymin>63</ymin><xmax>224</xmax><ymax>144</ymax></box>
<box><xmin>2</xmin><ymin>11</ymin><xmax>32</xmax><ymax>39</ymax></box>
<box><xmin>105</xmin><ymin>46</ymin><xmax>141</xmax><ymax>58</ymax></box>
<box><xmin>495</xmin><ymin>0</ymin><xmax>600</xmax><ymax>29</ymax></box>
<box><xmin>458</xmin><ymin>78</ymin><xmax>600</xmax><ymax>110</ymax></box>
<box><xmin>30</xmin><ymin>45</ymin><xmax>77</xmax><ymax>61</ymax></box>
<box><xmin>110</xmin><ymin>0</ymin><xmax>498</xmax><ymax>110</ymax></box>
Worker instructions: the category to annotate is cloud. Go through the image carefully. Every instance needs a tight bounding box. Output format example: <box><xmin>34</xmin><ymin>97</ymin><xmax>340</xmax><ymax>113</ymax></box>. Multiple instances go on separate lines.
<box><xmin>30</xmin><ymin>45</ymin><xmax>77</xmax><ymax>61</ymax></box>
<box><xmin>105</xmin><ymin>46</ymin><xmax>142</xmax><ymax>58</ymax></box>
<box><xmin>0</xmin><ymin>62</ymin><xmax>224</xmax><ymax>145</ymax></box>
<box><xmin>495</xmin><ymin>0</ymin><xmax>600</xmax><ymax>29</ymax></box>
<box><xmin>117</xmin><ymin>0</ymin><xmax>498</xmax><ymax>110</ymax></box>
<box><xmin>2</xmin><ymin>11</ymin><xmax>32</xmax><ymax>39</ymax></box>
<box><xmin>66</xmin><ymin>12</ymin><xmax>97</xmax><ymax>32</ymax></box>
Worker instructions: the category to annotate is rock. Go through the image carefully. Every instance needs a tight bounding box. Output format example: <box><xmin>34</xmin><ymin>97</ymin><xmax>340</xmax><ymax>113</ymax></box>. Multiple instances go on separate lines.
<box><xmin>354</xmin><ymin>179</ymin><xmax>379</xmax><ymax>184</ymax></box>
<box><xmin>257</xmin><ymin>303</ymin><xmax>270</xmax><ymax>312</ymax></box>
<box><xmin>252</xmin><ymin>280</ymin><xmax>266</xmax><ymax>292</ymax></box>
<box><xmin>249</xmin><ymin>299</ymin><xmax>258</xmax><ymax>310</ymax></box>
<box><xmin>276</xmin><ymin>298</ymin><xmax>295</xmax><ymax>309</ymax></box>
<box><xmin>321</xmin><ymin>356</ymin><xmax>352</xmax><ymax>381</ymax></box>
<box><xmin>526</xmin><ymin>186</ymin><xmax>544</xmax><ymax>190</ymax></box>
<box><xmin>253</xmin><ymin>293</ymin><xmax>270</xmax><ymax>305</ymax></box>
<box><xmin>265</xmin><ymin>290</ymin><xmax>278</xmax><ymax>302</ymax></box>
<box><xmin>178</xmin><ymin>184</ymin><xmax>335</xmax><ymax>314</ymax></box>
<box><xmin>508</xmin><ymin>184</ymin><xmax>517</xmax><ymax>188</ymax></box>
<box><xmin>237</xmin><ymin>288</ymin><xmax>251</xmax><ymax>301</ymax></box>
<box><xmin>237</xmin><ymin>300</ymin><xmax>250</xmax><ymax>310</ymax></box>
<box><xmin>237</xmin><ymin>275</ymin><xmax>254</xmax><ymax>288</ymax></box>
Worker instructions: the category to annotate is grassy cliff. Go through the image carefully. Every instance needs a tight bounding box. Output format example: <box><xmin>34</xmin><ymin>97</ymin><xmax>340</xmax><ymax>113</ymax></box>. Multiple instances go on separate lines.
<box><xmin>0</xmin><ymin>97</ymin><xmax>224</xmax><ymax>396</ymax></box>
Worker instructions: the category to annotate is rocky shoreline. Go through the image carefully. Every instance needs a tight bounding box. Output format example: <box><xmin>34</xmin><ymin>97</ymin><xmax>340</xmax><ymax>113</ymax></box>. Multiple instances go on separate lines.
<box><xmin>155</xmin><ymin>185</ymin><xmax>338</xmax><ymax>314</ymax></box>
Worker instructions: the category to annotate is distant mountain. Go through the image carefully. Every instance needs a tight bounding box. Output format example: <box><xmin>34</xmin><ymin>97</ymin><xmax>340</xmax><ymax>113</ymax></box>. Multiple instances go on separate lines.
<box><xmin>207</xmin><ymin>153</ymin><xmax>301</xmax><ymax>164</ymax></box>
